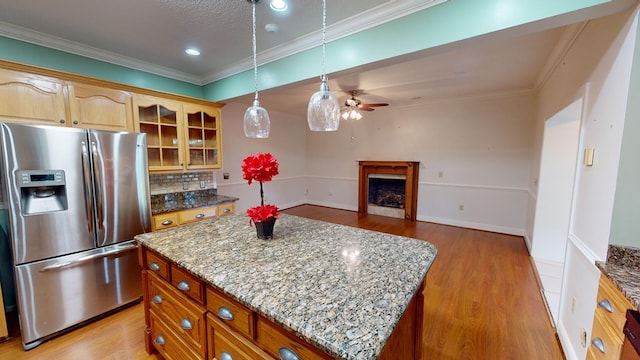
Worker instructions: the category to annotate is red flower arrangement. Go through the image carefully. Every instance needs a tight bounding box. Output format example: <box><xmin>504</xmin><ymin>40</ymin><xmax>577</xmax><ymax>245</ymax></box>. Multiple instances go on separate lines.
<box><xmin>242</xmin><ymin>153</ymin><xmax>280</xmax><ymax>223</ymax></box>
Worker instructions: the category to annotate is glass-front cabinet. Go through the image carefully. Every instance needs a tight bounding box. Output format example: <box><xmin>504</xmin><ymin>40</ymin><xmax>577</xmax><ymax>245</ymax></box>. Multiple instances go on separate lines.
<box><xmin>133</xmin><ymin>94</ymin><xmax>223</xmax><ymax>172</ymax></box>
<box><xmin>183</xmin><ymin>103</ymin><xmax>221</xmax><ymax>170</ymax></box>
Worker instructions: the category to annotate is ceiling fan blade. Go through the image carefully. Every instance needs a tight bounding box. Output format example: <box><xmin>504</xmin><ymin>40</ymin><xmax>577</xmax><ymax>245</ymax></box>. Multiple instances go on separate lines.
<box><xmin>359</xmin><ymin>107</ymin><xmax>375</xmax><ymax>112</ymax></box>
<box><xmin>361</xmin><ymin>103</ymin><xmax>389</xmax><ymax>108</ymax></box>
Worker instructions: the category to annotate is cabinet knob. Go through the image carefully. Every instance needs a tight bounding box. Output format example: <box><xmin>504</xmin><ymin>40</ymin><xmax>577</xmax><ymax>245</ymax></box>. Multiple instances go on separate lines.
<box><xmin>149</xmin><ymin>262</ymin><xmax>160</xmax><ymax>271</ymax></box>
<box><xmin>217</xmin><ymin>306</ymin><xmax>234</xmax><ymax>321</ymax></box>
<box><xmin>591</xmin><ymin>337</ymin><xmax>605</xmax><ymax>353</ymax></box>
<box><xmin>154</xmin><ymin>335</ymin><xmax>165</xmax><ymax>346</ymax></box>
<box><xmin>161</xmin><ymin>219</ymin><xmax>173</xmax><ymax>226</ymax></box>
<box><xmin>597</xmin><ymin>299</ymin><xmax>613</xmax><ymax>313</ymax></box>
<box><xmin>279</xmin><ymin>347</ymin><xmax>300</xmax><ymax>360</ymax></box>
<box><xmin>152</xmin><ymin>295</ymin><xmax>163</xmax><ymax>304</ymax></box>
<box><xmin>59</xmin><ymin>119</ymin><xmax>66</xmax><ymax>124</ymax></box>
<box><xmin>195</xmin><ymin>213</ymin><xmax>205</xmax><ymax>219</ymax></box>
<box><xmin>223</xmin><ymin>208</ymin><xmax>231</xmax><ymax>213</ymax></box>
<box><xmin>180</xmin><ymin>318</ymin><xmax>193</xmax><ymax>330</ymax></box>
<box><xmin>177</xmin><ymin>280</ymin><xmax>190</xmax><ymax>291</ymax></box>
<box><xmin>220</xmin><ymin>352</ymin><xmax>234</xmax><ymax>360</ymax></box>
<box><xmin>73</xmin><ymin>120</ymin><xmax>79</xmax><ymax>125</ymax></box>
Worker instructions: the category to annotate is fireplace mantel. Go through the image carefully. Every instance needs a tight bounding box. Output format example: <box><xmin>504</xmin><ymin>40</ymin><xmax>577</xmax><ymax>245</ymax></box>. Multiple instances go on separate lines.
<box><xmin>358</xmin><ymin>161</ymin><xmax>419</xmax><ymax>221</ymax></box>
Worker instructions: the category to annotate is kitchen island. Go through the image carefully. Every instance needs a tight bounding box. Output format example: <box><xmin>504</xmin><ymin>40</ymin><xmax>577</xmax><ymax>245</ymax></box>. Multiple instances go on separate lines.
<box><xmin>135</xmin><ymin>213</ymin><xmax>437</xmax><ymax>360</ymax></box>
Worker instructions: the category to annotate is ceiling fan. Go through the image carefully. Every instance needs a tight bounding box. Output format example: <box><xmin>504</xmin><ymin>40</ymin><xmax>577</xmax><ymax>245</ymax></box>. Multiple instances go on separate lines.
<box><xmin>344</xmin><ymin>90</ymin><xmax>389</xmax><ymax>111</ymax></box>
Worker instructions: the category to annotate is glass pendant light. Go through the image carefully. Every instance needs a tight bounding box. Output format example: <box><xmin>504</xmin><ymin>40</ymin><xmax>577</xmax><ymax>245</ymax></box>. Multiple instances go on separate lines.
<box><xmin>244</xmin><ymin>0</ymin><xmax>270</xmax><ymax>138</ymax></box>
<box><xmin>307</xmin><ymin>0</ymin><xmax>340</xmax><ymax>132</ymax></box>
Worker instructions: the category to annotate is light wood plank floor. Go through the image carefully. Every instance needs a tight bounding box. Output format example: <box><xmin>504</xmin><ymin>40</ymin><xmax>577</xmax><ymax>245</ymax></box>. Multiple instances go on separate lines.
<box><xmin>0</xmin><ymin>205</ymin><xmax>564</xmax><ymax>359</ymax></box>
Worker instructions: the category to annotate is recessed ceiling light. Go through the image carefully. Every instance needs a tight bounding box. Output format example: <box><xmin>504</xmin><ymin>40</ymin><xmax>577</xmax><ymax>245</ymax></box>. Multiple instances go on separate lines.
<box><xmin>270</xmin><ymin>0</ymin><xmax>288</xmax><ymax>12</ymax></box>
<box><xmin>265</xmin><ymin>23</ymin><xmax>279</xmax><ymax>32</ymax></box>
<box><xmin>185</xmin><ymin>48</ymin><xmax>201</xmax><ymax>56</ymax></box>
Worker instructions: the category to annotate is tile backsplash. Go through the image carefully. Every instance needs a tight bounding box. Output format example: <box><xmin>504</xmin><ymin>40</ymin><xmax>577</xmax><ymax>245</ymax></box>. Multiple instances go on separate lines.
<box><xmin>149</xmin><ymin>171</ymin><xmax>217</xmax><ymax>195</ymax></box>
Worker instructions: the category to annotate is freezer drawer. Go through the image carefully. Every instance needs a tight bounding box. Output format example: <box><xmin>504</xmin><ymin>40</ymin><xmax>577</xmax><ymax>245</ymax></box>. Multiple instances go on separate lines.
<box><xmin>14</xmin><ymin>241</ymin><xmax>142</xmax><ymax>349</ymax></box>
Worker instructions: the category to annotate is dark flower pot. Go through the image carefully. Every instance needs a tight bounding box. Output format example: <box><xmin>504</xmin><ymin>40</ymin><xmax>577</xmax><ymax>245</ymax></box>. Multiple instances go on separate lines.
<box><xmin>255</xmin><ymin>218</ymin><xmax>276</xmax><ymax>240</ymax></box>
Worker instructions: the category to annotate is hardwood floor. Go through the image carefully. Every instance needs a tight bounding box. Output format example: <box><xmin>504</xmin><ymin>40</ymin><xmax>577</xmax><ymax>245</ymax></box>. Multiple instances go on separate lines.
<box><xmin>0</xmin><ymin>205</ymin><xmax>564</xmax><ymax>359</ymax></box>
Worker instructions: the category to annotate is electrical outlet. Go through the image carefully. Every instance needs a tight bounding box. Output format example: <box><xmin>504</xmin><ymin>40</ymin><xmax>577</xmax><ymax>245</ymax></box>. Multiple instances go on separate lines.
<box><xmin>580</xmin><ymin>328</ymin><xmax>587</xmax><ymax>348</ymax></box>
<box><xmin>200</xmin><ymin>181</ymin><xmax>206</xmax><ymax>189</ymax></box>
<box><xmin>571</xmin><ymin>297</ymin><xmax>576</xmax><ymax>313</ymax></box>
<box><xmin>328</xmin><ymin>192</ymin><xmax>333</xmax><ymax>197</ymax></box>
<box><xmin>459</xmin><ymin>204</ymin><xmax>464</xmax><ymax>211</ymax></box>
<box><xmin>438</xmin><ymin>171</ymin><xmax>443</xmax><ymax>178</ymax></box>
<box><xmin>182</xmin><ymin>182</ymin><xmax>188</xmax><ymax>190</ymax></box>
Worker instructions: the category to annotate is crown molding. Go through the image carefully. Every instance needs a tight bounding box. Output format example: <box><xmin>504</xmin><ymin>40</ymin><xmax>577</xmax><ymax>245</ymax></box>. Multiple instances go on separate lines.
<box><xmin>0</xmin><ymin>21</ymin><xmax>207</xmax><ymax>85</ymax></box>
<box><xmin>202</xmin><ymin>0</ymin><xmax>449</xmax><ymax>83</ymax></box>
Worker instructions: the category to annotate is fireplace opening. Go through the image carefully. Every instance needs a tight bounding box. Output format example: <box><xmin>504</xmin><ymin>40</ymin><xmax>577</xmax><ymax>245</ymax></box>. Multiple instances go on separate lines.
<box><xmin>367</xmin><ymin>175</ymin><xmax>406</xmax><ymax>218</ymax></box>
<box><xmin>358</xmin><ymin>161</ymin><xmax>419</xmax><ymax>221</ymax></box>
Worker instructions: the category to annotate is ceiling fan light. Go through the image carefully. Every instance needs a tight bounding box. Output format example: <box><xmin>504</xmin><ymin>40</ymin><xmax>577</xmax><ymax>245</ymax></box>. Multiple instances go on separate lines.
<box><xmin>308</xmin><ymin>80</ymin><xmax>341</xmax><ymax>131</ymax></box>
<box><xmin>354</xmin><ymin>110</ymin><xmax>362</xmax><ymax>120</ymax></box>
<box><xmin>244</xmin><ymin>99</ymin><xmax>270</xmax><ymax>138</ymax></box>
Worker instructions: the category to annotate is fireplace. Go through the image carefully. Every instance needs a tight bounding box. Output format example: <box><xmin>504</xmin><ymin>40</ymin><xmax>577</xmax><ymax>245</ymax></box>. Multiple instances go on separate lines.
<box><xmin>358</xmin><ymin>161</ymin><xmax>419</xmax><ymax>221</ymax></box>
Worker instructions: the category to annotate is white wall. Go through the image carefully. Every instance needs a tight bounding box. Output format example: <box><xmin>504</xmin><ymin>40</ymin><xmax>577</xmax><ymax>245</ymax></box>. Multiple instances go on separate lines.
<box><xmin>218</xmin><ymin>103</ymin><xmax>308</xmax><ymax>214</ymax></box>
<box><xmin>305</xmin><ymin>93</ymin><xmax>535</xmax><ymax>235</ymax></box>
<box><xmin>530</xmin><ymin>9</ymin><xmax>638</xmax><ymax>360</ymax></box>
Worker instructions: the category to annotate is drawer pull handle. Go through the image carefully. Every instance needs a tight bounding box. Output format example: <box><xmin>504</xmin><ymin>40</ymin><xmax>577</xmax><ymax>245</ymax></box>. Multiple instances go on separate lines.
<box><xmin>220</xmin><ymin>351</ymin><xmax>234</xmax><ymax>360</ymax></box>
<box><xmin>217</xmin><ymin>306</ymin><xmax>234</xmax><ymax>321</ymax></box>
<box><xmin>223</xmin><ymin>208</ymin><xmax>231</xmax><ymax>213</ymax></box>
<box><xmin>154</xmin><ymin>335</ymin><xmax>165</xmax><ymax>345</ymax></box>
<box><xmin>177</xmin><ymin>281</ymin><xmax>190</xmax><ymax>291</ymax></box>
<box><xmin>149</xmin><ymin>262</ymin><xmax>160</xmax><ymax>271</ymax></box>
<box><xmin>152</xmin><ymin>295</ymin><xmax>163</xmax><ymax>304</ymax></box>
<box><xmin>195</xmin><ymin>213</ymin><xmax>205</xmax><ymax>219</ymax></box>
<box><xmin>591</xmin><ymin>337</ymin><xmax>605</xmax><ymax>353</ymax></box>
<box><xmin>161</xmin><ymin>219</ymin><xmax>173</xmax><ymax>225</ymax></box>
<box><xmin>279</xmin><ymin>347</ymin><xmax>300</xmax><ymax>360</ymax></box>
<box><xmin>180</xmin><ymin>318</ymin><xmax>193</xmax><ymax>330</ymax></box>
<box><xmin>597</xmin><ymin>299</ymin><xmax>613</xmax><ymax>313</ymax></box>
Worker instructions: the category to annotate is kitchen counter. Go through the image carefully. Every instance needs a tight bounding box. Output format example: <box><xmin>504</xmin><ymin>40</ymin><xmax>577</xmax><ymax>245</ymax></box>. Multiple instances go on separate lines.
<box><xmin>135</xmin><ymin>213</ymin><xmax>437</xmax><ymax>359</ymax></box>
<box><xmin>596</xmin><ymin>245</ymin><xmax>640</xmax><ymax>309</ymax></box>
<box><xmin>150</xmin><ymin>189</ymin><xmax>238</xmax><ymax>215</ymax></box>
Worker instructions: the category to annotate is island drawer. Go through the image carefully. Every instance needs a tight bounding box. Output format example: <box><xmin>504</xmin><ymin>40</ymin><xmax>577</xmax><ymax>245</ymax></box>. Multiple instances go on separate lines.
<box><xmin>171</xmin><ymin>265</ymin><xmax>205</xmax><ymax>304</ymax></box>
<box><xmin>149</xmin><ymin>272</ymin><xmax>207</xmax><ymax>357</ymax></box>
<box><xmin>596</xmin><ymin>275</ymin><xmax>632</xmax><ymax>331</ymax></box>
<box><xmin>256</xmin><ymin>316</ymin><xmax>331</xmax><ymax>360</ymax></box>
<box><xmin>207</xmin><ymin>314</ymin><xmax>273</xmax><ymax>360</ymax></box>
<box><xmin>146</xmin><ymin>250</ymin><xmax>170</xmax><ymax>281</ymax></box>
<box><xmin>150</xmin><ymin>308</ymin><xmax>203</xmax><ymax>360</ymax></box>
<box><xmin>178</xmin><ymin>206</ymin><xmax>218</xmax><ymax>224</ymax></box>
<box><xmin>206</xmin><ymin>286</ymin><xmax>254</xmax><ymax>339</ymax></box>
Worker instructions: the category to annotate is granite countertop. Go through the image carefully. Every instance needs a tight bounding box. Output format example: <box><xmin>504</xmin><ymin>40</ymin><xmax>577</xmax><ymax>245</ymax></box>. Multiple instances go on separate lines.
<box><xmin>150</xmin><ymin>189</ymin><xmax>238</xmax><ymax>215</ymax></box>
<box><xmin>596</xmin><ymin>245</ymin><xmax>640</xmax><ymax>310</ymax></box>
<box><xmin>135</xmin><ymin>214</ymin><xmax>437</xmax><ymax>360</ymax></box>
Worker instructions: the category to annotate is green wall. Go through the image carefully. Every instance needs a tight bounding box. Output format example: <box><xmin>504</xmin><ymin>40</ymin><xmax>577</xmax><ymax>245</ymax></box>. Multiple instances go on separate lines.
<box><xmin>609</xmin><ymin>14</ymin><xmax>640</xmax><ymax>248</ymax></box>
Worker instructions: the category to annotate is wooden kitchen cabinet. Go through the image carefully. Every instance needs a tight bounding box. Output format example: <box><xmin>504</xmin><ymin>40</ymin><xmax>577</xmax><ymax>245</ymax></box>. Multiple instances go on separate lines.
<box><xmin>0</xmin><ymin>278</ymin><xmax>7</xmax><ymax>339</ymax></box>
<box><xmin>151</xmin><ymin>203</ymin><xmax>236</xmax><ymax>231</ymax></box>
<box><xmin>0</xmin><ymin>67</ymin><xmax>67</xmax><ymax>125</ymax></box>
<box><xmin>66</xmin><ymin>81</ymin><xmax>134</xmax><ymax>131</ymax></box>
<box><xmin>588</xmin><ymin>274</ymin><xmax>633</xmax><ymax>359</ymax></box>
<box><xmin>134</xmin><ymin>94</ymin><xmax>223</xmax><ymax>173</ymax></box>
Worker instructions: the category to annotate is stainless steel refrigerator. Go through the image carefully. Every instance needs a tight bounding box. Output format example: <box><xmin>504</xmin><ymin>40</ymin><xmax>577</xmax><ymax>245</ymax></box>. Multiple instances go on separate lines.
<box><xmin>0</xmin><ymin>122</ymin><xmax>151</xmax><ymax>350</ymax></box>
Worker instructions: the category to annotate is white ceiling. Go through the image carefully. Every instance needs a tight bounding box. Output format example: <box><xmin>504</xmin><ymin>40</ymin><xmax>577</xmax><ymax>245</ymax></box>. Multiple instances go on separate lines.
<box><xmin>0</xmin><ymin>0</ymin><xmax>575</xmax><ymax>118</ymax></box>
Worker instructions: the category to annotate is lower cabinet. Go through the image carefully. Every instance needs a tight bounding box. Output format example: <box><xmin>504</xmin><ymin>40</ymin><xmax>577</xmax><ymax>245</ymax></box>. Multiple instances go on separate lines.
<box><xmin>588</xmin><ymin>274</ymin><xmax>633</xmax><ymax>359</ymax></box>
<box><xmin>140</xmin><ymin>247</ymin><xmax>329</xmax><ymax>360</ymax></box>
<box><xmin>152</xmin><ymin>202</ymin><xmax>236</xmax><ymax>231</ymax></box>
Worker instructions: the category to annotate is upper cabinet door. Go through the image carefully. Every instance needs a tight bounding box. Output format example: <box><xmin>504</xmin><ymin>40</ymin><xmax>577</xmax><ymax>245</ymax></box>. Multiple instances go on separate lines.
<box><xmin>133</xmin><ymin>94</ymin><xmax>185</xmax><ymax>172</ymax></box>
<box><xmin>66</xmin><ymin>82</ymin><xmax>134</xmax><ymax>132</ymax></box>
<box><xmin>182</xmin><ymin>103</ymin><xmax>222</xmax><ymax>170</ymax></box>
<box><xmin>0</xmin><ymin>68</ymin><xmax>67</xmax><ymax>125</ymax></box>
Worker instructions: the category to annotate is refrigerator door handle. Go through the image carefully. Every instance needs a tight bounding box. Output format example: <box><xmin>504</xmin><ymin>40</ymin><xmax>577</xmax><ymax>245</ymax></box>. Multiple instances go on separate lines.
<box><xmin>81</xmin><ymin>141</ymin><xmax>94</xmax><ymax>235</ymax></box>
<box><xmin>39</xmin><ymin>243</ymin><xmax>138</xmax><ymax>272</ymax></box>
<box><xmin>91</xmin><ymin>141</ymin><xmax>104</xmax><ymax>233</ymax></box>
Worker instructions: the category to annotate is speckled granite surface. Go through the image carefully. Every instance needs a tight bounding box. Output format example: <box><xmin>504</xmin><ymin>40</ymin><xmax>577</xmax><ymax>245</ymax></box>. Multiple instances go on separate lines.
<box><xmin>596</xmin><ymin>245</ymin><xmax>640</xmax><ymax>310</ymax></box>
<box><xmin>135</xmin><ymin>214</ymin><xmax>437</xmax><ymax>360</ymax></box>
<box><xmin>150</xmin><ymin>189</ymin><xmax>238</xmax><ymax>215</ymax></box>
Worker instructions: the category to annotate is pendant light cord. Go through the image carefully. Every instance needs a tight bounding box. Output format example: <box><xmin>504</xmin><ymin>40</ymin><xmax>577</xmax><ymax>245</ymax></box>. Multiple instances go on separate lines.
<box><xmin>252</xmin><ymin>1</ymin><xmax>259</xmax><ymax>101</ymax></box>
<box><xmin>321</xmin><ymin>0</ymin><xmax>327</xmax><ymax>82</ymax></box>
